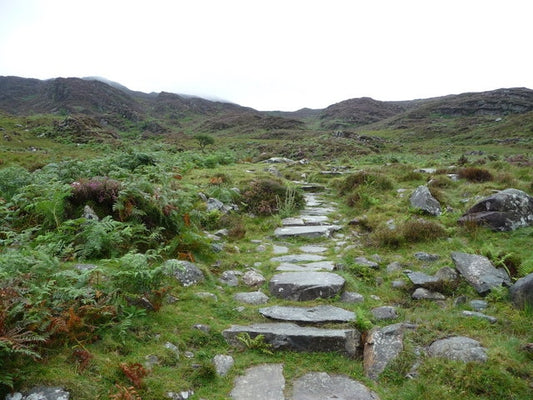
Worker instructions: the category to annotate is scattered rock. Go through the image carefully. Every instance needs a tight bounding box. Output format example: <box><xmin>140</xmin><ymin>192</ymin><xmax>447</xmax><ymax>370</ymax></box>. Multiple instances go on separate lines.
<box><xmin>451</xmin><ymin>252</ymin><xmax>511</xmax><ymax>295</ymax></box>
<box><xmin>392</xmin><ymin>280</ymin><xmax>408</xmax><ymax>289</ymax></box>
<box><xmin>428</xmin><ymin>336</ymin><xmax>488</xmax><ymax>363</ymax></box>
<box><xmin>164</xmin><ymin>342</ymin><xmax>180</xmax><ymax>358</ymax></box>
<box><xmin>223</xmin><ymin>323</ymin><xmax>359</xmax><ymax>357</ymax></box>
<box><xmin>82</xmin><ymin>205</ymin><xmax>99</xmax><ymax>221</ymax></box>
<box><xmin>409</xmin><ymin>185</ymin><xmax>442</xmax><ymax>216</ymax></box>
<box><xmin>263</xmin><ymin>157</ymin><xmax>295</xmax><ymax>164</ymax></box>
<box><xmin>6</xmin><ymin>387</ymin><xmax>70</xmax><ymax>400</ymax></box>
<box><xmin>340</xmin><ymin>291</ymin><xmax>365</xmax><ymax>303</ymax></box>
<box><xmin>259</xmin><ymin>305</ymin><xmax>355</xmax><ymax>323</ymax></box>
<box><xmin>193</xmin><ymin>324</ymin><xmax>211</xmax><ymax>333</ymax></box>
<box><xmin>167</xmin><ymin>390</ymin><xmax>195</xmax><ymax>400</ymax></box>
<box><xmin>165</xmin><ymin>260</ymin><xmax>204</xmax><ymax>287</ymax></box>
<box><xmin>405</xmin><ymin>271</ymin><xmax>439</xmax><ymax>287</ymax></box>
<box><xmin>413</xmin><ymin>252</ymin><xmax>440</xmax><ymax>262</ymax></box>
<box><xmin>269</xmin><ymin>272</ymin><xmax>345</xmax><ymax>301</ymax></box>
<box><xmin>272</xmin><ymin>245</ymin><xmax>289</xmax><ymax>254</ymax></box>
<box><xmin>371</xmin><ymin>306</ymin><xmax>398</xmax><ymax>321</ymax></box>
<box><xmin>509</xmin><ymin>273</ymin><xmax>533</xmax><ymax>310</ymax></box>
<box><xmin>213</xmin><ymin>354</ymin><xmax>234</xmax><ymax>377</ymax></box>
<box><xmin>386</xmin><ymin>261</ymin><xmax>404</xmax><ymax>273</ymax></box>
<box><xmin>219</xmin><ymin>270</ymin><xmax>241</xmax><ymax>287</ymax></box>
<box><xmin>458</xmin><ymin>188</ymin><xmax>533</xmax><ymax>231</ymax></box>
<box><xmin>233</xmin><ymin>291</ymin><xmax>270</xmax><ymax>305</ymax></box>
<box><xmin>412</xmin><ymin>288</ymin><xmax>446</xmax><ymax>300</ymax></box>
<box><xmin>364</xmin><ymin>323</ymin><xmax>408</xmax><ymax>380</ymax></box>
<box><xmin>462</xmin><ymin>310</ymin><xmax>497</xmax><ymax>324</ymax></box>
<box><xmin>195</xmin><ymin>292</ymin><xmax>217</xmax><ymax>301</ymax></box>
<box><xmin>354</xmin><ymin>256</ymin><xmax>379</xmax><ymax>269</ymax></box>
<box><xmin>243</xmin><ymin>270</ymin><xmax>266</xmax><ymax>287</ymax></box>
<box><xmin>230</xmin><ymin>364</ymin><xmax>285</xmax><ymax>400</ymax></box>
<box><xmin>292</xmin><ymin>372</ymin><xmax>380</xmax><ymax>400</ymax></box>
<box><xmin>299</xmin><ymin>245</ymin><xmax>328</xmax><ymax>253</ymax></box>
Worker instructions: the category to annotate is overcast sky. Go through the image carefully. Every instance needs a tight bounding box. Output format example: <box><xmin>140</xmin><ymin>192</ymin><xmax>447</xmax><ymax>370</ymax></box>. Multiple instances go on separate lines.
<box><xmin>1</xmin><ymin>0</ymin><xmax>532</xmax><ymax>111</ymax></box>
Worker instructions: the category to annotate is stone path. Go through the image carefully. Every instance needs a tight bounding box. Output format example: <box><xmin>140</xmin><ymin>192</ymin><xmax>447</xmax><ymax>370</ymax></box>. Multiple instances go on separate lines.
<box><xmin>223</xmin><ymin>187</ymin><xmax>490</xmax><ymax>399</ymax></box>
<box><xmin>224</xmin><ymin>189</ymin><xmax>381</xmax><ymax>398</ymax></box>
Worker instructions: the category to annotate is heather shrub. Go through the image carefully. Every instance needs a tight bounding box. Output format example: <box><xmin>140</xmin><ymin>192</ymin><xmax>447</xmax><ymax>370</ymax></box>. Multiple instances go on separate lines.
<box><xmin>338</xmin><ymin>171</ymin><xmax>394</xmax><ymax>195</ymax></box>
<box><xmin>69</xmin><ymin>177</ymin><xmax>122</xmax><ymax>216</ymax></box>
<box><xmin>458</xmin><ymin>167</ymin><xmax>493</xmax><ymax>182</ymax></box>
<box><xmin>242</xmin><ymin>179</ymin><xmax>304</xmax><ymax>216</ymax></box>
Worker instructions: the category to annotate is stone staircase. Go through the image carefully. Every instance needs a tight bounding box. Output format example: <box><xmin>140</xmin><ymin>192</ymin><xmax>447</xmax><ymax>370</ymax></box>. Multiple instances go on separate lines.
<box><xmin>222</xmin><ymin>189</ymin><xmax>380</xmax><ymax>399</ymax></box>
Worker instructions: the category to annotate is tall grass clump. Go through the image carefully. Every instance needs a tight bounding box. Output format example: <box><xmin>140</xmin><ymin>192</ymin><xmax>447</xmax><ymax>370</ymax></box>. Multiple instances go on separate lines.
<box><xmin>458</xmin><ymin>167</ymin><xmax>493</xmax><ymax>182</ymax></box>
<box><xmin>372</xmin><ymin>218</ymin><xmax>448</xmax><ymax>248</ymax></box>
<box><xmin>242</xmin><ymin>179</ymin><xmax>304</xmax><ymax>216</ymax></box>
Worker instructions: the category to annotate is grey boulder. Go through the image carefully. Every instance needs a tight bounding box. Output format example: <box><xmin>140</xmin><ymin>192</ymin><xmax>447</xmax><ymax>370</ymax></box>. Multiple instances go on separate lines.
<box><xmin>451</xmin><ymin>252</ymin><xmax>511</xmax><ymax>295</ymax></box>
<box><xmin>165</xmin><ymin>260</ymin><xmax>204</xmax><ymax>287</ymax></box>
<box><xmin>428</xmin><ymin>336</ymin><xmax>488</xmax><ymax>363</ymax></box>
<box><xmin>509</xmin><ymin>273</ymin><xmax>533</xmax><ymax>309</ymax></box>
<box><xmin>458</xmin><ymin>188</ymin><xmax>533</xmax><ymax>231</ymax></box>
<box><xmin>409</xmin><ymin>185</ymin><xmax>442</xmax><ymax>216</ymax></box>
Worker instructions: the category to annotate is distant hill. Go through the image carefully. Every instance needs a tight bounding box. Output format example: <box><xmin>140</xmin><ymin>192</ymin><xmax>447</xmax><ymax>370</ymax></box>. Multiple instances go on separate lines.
<box><xmin>1</xmin><ymin>76</ymin><xmax>532</xmax><ymax>137</ymax></box>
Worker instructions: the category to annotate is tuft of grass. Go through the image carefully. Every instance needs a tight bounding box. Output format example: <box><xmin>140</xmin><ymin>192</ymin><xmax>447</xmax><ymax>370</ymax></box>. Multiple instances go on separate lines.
<box><xmin>458</xmin><ymin>167</ymin><xmax>493</xmax><ymax>182</ymax></box>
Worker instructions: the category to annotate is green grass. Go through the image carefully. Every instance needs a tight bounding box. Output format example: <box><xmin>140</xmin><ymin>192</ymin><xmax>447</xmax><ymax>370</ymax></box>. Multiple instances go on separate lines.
<box><xmin>1</xmin><ymin>111</ymin><xmax>532</xmax><ymax>399</ymax></box>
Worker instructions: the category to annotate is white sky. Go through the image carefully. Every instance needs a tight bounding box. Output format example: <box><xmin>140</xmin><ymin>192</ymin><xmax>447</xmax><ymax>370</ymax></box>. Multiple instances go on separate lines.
<box><xmin>0</xmin><ymin>0</ymin><xmax>532</xmax><ymax>111</ymax></box>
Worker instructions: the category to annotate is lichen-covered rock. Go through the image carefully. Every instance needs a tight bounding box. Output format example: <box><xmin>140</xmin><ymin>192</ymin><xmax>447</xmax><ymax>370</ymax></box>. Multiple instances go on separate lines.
<box><xmin>428</xmin><ymin>336</ymin><xmax>487</xmax><ymax>363</ymax></box>
<box><xmin>451</xmin><ymin>252</ymin><xmax>511</xmax><ymax>295</ymax></box>
<box><xmin>292</xmin><ymin>372</ymin><xmax>380</xmax><ymax>400</ymax></box>
<box><xmin>164</xmin><ymin>260</ymin><xmax>204</xmax><ymax>287</ymax></box>
<box><xmin>410</xmin><ymin>185</ymin><xmax>442</xmax><ymax>216</ymax></box>
<box><xmin>458</xmin><ymin>188</ymin><xmax>533</xmax><ymax>231</ymax></box>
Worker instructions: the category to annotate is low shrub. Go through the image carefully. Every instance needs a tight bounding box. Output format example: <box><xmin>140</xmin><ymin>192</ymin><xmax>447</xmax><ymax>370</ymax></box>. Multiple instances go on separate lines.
<box><xmin>338</xmin><ymin>171</ymin><xmax>394</xmax><ymax>195</ymax></box>
<box><xmin>372</xmin><ymin>218</ymin><xmax>447</xmax><ymax>248</ymax></box>
<box><xmin>458</xmin><ymin>167</ymin><xmax>493</xmax><ymax>182</ymax></box>
<box><xmin>242</xmin><ymin>179</ymin><xmax>304</xmax><ymax>216</ymax></box>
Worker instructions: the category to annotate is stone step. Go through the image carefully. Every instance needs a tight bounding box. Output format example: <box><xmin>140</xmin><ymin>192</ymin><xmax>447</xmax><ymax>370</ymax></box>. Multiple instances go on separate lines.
<box><xmin>269</xmin><ymin>271</ymin><xmax>345</xmax><ymax>301</ymax></box>
<box><xmin>270</xmin><ymin>254</ymin><xmax>326</xmax><ymax>263</ymax></box>
<box><xmin>275</xmin><ymin>261</ymin><xmax>335</xmax><ymax>272</ymax></box>
<box><xmin>274</xmin><ymin>225</ymin><xmax>341</xmax><ymax>239</ymax></box>
<box><xmin>292</xmin><ymin>372</ymin><xmax>381</xmax><ymax>400</ymax></box>
<box><xmin>223</xmin><ymin>322</ymin><xmax>360</xmax><ymax>358</ymax></box>
<box><xmin>300</xmin><ymin>207</ymin><xmax>336</xmax><ymax>216</ymax></box>
<box><xmin>230</xmin><ymin>364</ymin><xmax>285</xmax><ymax>400</ymax></box>
<box><xmin>281</xmin><ymin>215</ymin><xmax>330</xmax><ymax>226</ymax></box>
<box><xmin>259</xmin><ymin>305</ymin><xmax>355</xmax><ymax>324</ymax></box>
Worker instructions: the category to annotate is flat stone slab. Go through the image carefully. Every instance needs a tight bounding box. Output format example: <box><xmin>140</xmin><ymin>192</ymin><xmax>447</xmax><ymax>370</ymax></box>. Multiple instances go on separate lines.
<box><xmin>299</xmin><ymin>245</ymin><xmax>328</xmax><ymax>253</ymax></box>
<box><xmin>274</xmin><ymin>225</ymin><xmax>341</xmax><ymax>239</ymax></box>
<box><xmin>405</xmin><ymin>271</ymin><xmax>439</xmax><ymax>286</ymax></box>
<box><xmin>223</xmin><ymin>323</ymin><xmax>359</xmax><ymax>357</ymax></box>
<box><xmin>276</xmin><ymin>261</ymin><xmax>335</xmax><ymax>272</ymax></box>
<box><xmin>270</xmin><ymin>254</ymin><xmax>326</xmax><ymax>263</ymax></box>
<box><xmin>300</xmin><ymin>207</ymin><xmax>336</xmax><ymax>216</ymax></box>
<box><xmin>281</xmin><ymin>217</ymin><xmax>305</xmax><ymax>226</ymax></box>
<box><xmin>302</xmin><ymin>215</ymin><xmax>330</xmax><ymax>225</ymax></box>
<box><xmin>292</xmin><ymin>372</ymin><xmax>380</xmax><ymax>400</ymax></box>
<box><xmin>259</xmin><ymin>305</ymin><xmax>355</xmax><ymax>323</ymax></box>
<box><xmin>428</xmin><ymin>336</ymin><xmax>488</xmax><ymax>363</ymax></box>
<box><xmin>269</xmin><ymin>272</ymin><xmax>345</xmax><ymax>301</ymax></box>
<box><xmin>230</xmin><ymin>364</ymin><xmax>285</xmax><ymax>400</ymax></box>
<box><xmin>451</xmin><ymin>252</ymin><xmax>511</xmax><ymax>294</ymax></box>
<box><xmin>234</xmin><ymin>292</ymin><xmax>270</xmax><ymax>305</ymax></box>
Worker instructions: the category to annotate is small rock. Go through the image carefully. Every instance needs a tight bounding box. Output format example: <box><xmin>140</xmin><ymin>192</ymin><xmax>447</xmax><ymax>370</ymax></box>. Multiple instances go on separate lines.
<box><xmin>167</xmin><ymin>390</ymin><xmax>195</xmax><ymax>400</ymax></box>
<box><xmin>165</xmin><ymin>260</ymin><xmax>205</xmax><ymax>287</ymax></box>
<box><xmin>412</xmin><ymin>288</ymin><xmax>446</xmax><ymax>300</ymax></box>
<box><xmin>272</xmin><ymin>245</ymin><xmax>289</xmax><ymax>254</ymax></box>
<box><xmin>371</xmin><ymin>306</ymin><xmax>398</xmax><ymax>321</ymax></box>
<box><xmin>340</xmin><ymin>291</ymin><xmax>365</xmax><ymax>303</ymax></box>
<box><xmin>193</xmin><ymin>324</ymin><xmax>211</xmax><ymax>333</ymax></box>
<box><xmin>392</xmin><ymin>280</ymin><xmax>407</xmax><ymax>289</ymax></box>
<box><xmin>256</xmin><ymin>244</ymin><xmax>267</xmax><ymax>252</ymax></box>
<box><xmin>219</xmin><ymin>270</ymin><xmax>241</xmax><ymax>287</ymax></box>
<box><xmin>82</xmin><ymin>205</ymin><xmax>99</xmax><ymax>221</ymax></box>
<box><xmin>292</xmin><ymin>372</ymin><xmax>381</xmax><ymax>400</ymax></box>
<box><xmin>364</xmin><ymin>323</ymin><xmax>407</xmax><ymax>380</ymax></box>
<box><xmin>73</xmin><ymin>263</ymin><xmax>98</xmax><ymax>272</ymax></box>
<box><xmin>414</xmin><ymin>252</ymin><xmax>440</xmax><ymax>262</ymax></box>
<box><xmin>428</xmin><ymin>336</ymin><xmax>488</xmax><ymax>363</ymax></box>
<box><xmin>354</xmin><ymin>256</ymin><xmax>379</xmax><ymax>269</ymax></box>
<box><xmin>145</xmin><ymin>354</ymin><xmax>160</xmax><ymax>369</ymax></box>
<box><xmin>462</xmin><ymin>311</ymin><xmax>497</xmax><ymax>324</ymax></box>
<box><xmin>164</xmin><ymin>342</ymin><xmax>180</xmax><ymax>358</ymax></box>
<box><xmin>233</xmin><ymin>291</ymin><xmax>269</xmax><ymax>305</ymax></box>
<box><xmin>6</xmin><ymin>387</ymin><xmax>70</xmax><ymax>400</ymax></box>
<box><xmin>386</xmin><ymin>262</ymin><xmax>404</xmax><ymax>273</ymax></box>
<box><xmin>243</xmin><ymin>270</ymin><xmax>266</xmax><ymax>287</ymax></box>
<box><xmin>213</xmin><ymin>354</ymin><xmax>234</xmax><ymax>377</ymax></box>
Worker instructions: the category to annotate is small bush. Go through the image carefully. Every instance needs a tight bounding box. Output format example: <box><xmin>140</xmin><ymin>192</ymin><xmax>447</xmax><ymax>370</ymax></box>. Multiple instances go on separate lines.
<box><xmin>372</xmin><ymin>218</ymin><xmax>447</xmax><ymax>248</ymax></box>
<box><xmin>458</xmin><ymin>167</ymin><xmax>493</xmax><ymax>182</ymax></box>
<box><xmin>242</xmin><ymin>179</ymin><xmax>304</xmax><ymax>216</ymax></box>
<box><xmin>338</xmin><ymin>171</ymin><xmax>394</xmax><ymax>195</ymax></box>
<box><xmin>401</xmin><ymin>218</ymin><xmax>447</xmax><ymax>242</ymax></box>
